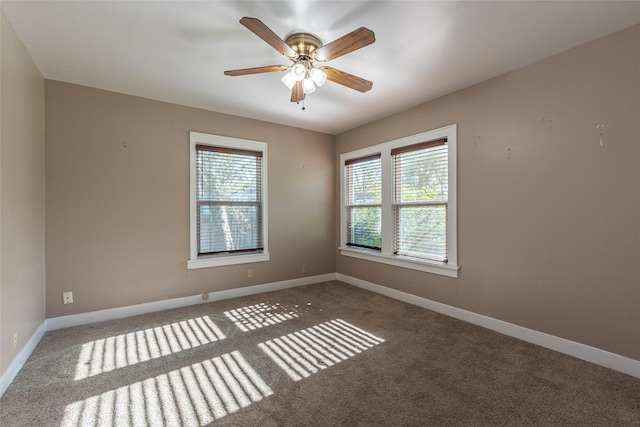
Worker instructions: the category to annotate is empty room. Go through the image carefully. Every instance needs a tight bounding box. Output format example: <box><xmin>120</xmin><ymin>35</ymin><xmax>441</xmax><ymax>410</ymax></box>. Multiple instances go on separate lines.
<box><xmin>1</xmin><ymin>1</ymin><xmax>639</xmax><ymax>426</ymax></box>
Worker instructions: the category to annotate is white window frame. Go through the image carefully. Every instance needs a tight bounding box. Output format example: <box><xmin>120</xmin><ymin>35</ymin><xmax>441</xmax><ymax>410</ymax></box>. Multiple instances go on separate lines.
<box><xmin>339</xmin><ymin>124</ymin><xmax>459</xmax><ymax>278</ymax></box>
<box><xmin>188</xmin><ymin>131</ymin><xmax>269</xmax><ymax>269</ymax></box>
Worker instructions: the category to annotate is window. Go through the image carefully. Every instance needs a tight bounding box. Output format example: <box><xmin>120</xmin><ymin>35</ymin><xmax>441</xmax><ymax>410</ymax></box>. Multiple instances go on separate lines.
<box><xmin>345</xmin><ymin>155</ymin><xmax>382</xmax><ymax>250</ymax></box>
<box><xmin>393</xmin><ymin>140</ymin><xmax>448</xmax><ymax>262</ymax></box>
<box><xmin>188</xmin><ymin>132</ymin><xmax>269</xmax><ymax>269</ymax></box>
<box><xmin>340</xmin><ymin>124</ymin><xmax>459</xmax><ymax>278</ymax></box>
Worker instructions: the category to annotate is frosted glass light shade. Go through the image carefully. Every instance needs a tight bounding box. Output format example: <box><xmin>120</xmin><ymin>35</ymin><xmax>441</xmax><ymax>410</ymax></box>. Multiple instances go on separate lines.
<box><xmin>302</xmin><ymin>77</ymin><xmax>316</xmax><ymax>94</ymax></box>
<box><xmin>281</xmin><ymin>72</ymin><xmax>296</xmax><ymax>90</ymax></box>
<box><xmin>291</xmin><ymin>63</ymin><xmax>306</xmax><ymax>81</ymax></box>
<box><xmin>309</xmin><ymin>68</ymin><xmax>327</xmax><ymax>87</ymax></box>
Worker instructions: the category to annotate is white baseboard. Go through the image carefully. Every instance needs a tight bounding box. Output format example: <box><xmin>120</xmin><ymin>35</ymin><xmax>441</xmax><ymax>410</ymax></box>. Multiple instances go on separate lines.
<box><xmin>0</xmin><ymin>320</ymin><xmax>47</xmax><ymax>397</ymax></box>
<box><xmin>336</xmin><ymin>273</ymin><xmax>640</xmax><ymax>379</ymax></box>
<box><xmin>47</xmin><ymin>273</ymin><xmax>336</xmax><ymax>330</ymax></box>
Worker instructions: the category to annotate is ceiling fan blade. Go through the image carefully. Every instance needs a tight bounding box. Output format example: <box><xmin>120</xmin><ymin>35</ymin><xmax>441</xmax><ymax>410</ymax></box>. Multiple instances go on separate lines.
<box><xmin>313</xmin><ymin>27</ymin><xmax>375</xmax><ymax>62</ymax></box>
<box><xmin>290</xmin><ymin>80</ymin><xmax>305</xmax><ymax>102</ymax></box>
<box><xmin>239</xmin><ymin>17</ymin><xmax>297</xmax><ymax>58</ymax></box>
<box><xmin>224</xmin><ymin>65</ymin><xmax>288</xmax><ymax>76</ymax></box>
<box><xmin>320</xmin><ymin>66</ymin><xmax>373</xmax><ymax>92</ymax></box>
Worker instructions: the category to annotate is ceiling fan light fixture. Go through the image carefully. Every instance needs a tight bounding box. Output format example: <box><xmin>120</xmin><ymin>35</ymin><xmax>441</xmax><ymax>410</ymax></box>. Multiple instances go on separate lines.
<box><xmin>309</xmin><ymin>67</ymin><xmax>327</xmax><ymax>87</ymax></box>
<box><xmin>291</xmin><ymin>62</ymin><xmax>306</xmax><ymax>81</ymax></box>
<box><xmin>302</xmin><ymin>77</ymin><xmax>316</xmax><ymax>94</ymax></box>
<box><xmin>281</xmin><ymin>71</ymin><xmax>296</xmax><ymax>90</ymax></box>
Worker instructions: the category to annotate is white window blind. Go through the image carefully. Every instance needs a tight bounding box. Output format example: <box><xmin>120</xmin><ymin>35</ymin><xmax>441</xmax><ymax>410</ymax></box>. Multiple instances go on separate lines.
<box><xmin>392</xmin><ymin>138</ymin><xmax>448</xmax><ymax>262</ymax></box>
<box><xmin>345</xmin><ymin>154</ymin><xmax>382</xmax><ymax>250</ymax></box>
<box><xmin>196</xmin><ymin>145</ymin><xmax>263</xmax><ymax>256</ymax></box>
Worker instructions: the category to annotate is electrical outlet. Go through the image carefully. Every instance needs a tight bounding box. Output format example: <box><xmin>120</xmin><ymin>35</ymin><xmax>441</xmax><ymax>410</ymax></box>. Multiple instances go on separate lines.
<box><xmin>63</xmin><ymin>291</ymin><xmax>74</xmax><ymax>304</ymax></box>
<box><xmin>13</xmin><ymin>331</ymin><xmax>18</xmax><ymax>349</ymax></box>
<box><xmin>302</xmin><ymin>264</ymin><xmax>307</xmax><ymax>273</ymax></box>
<box><xmin>247</xmin><ymin>268</ymin><xmax>253</xmax><ymax>278</ymax></box>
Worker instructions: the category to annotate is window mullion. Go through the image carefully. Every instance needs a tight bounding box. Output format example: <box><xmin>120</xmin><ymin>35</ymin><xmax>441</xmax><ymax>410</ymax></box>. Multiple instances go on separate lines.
<box><xmin>380</xmin><ymin>147</ymin><xmax>394</xmax><ymax>256</ymax></box>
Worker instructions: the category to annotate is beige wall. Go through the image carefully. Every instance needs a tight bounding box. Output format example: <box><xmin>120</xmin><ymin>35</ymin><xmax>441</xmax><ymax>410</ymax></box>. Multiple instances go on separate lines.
<box><xmin>45</xmin><ymin>81</ymin><xmax>336</xmax><ymax>318</ymax></box>
<box><xmin>335</xmin><ymin>24</ymin><xmax>640</xmax><ymax>360</ymax></box>
<box><xmin>0</xmin><ymin>12</ymin><xmax>46</xmax><ymax>375</ymax></box>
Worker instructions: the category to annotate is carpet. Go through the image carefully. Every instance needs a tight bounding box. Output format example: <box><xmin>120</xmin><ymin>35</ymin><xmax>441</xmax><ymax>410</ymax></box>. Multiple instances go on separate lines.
<box><xmin>1</xmin><ymin>281</ymin><xmax>638</xmax><ymax>426</ymax></box>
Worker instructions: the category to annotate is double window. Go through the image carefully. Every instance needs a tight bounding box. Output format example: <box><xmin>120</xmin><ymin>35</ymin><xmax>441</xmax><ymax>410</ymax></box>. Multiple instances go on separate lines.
<box><xmin>340</xmin><ymin>124</ymin><xmax>459</xmax><ymax>277</ymax></box>
<box><xmin>188</xmin><ymin>132</ymin><xmax>268</xmax><ymax>269</ymax></box>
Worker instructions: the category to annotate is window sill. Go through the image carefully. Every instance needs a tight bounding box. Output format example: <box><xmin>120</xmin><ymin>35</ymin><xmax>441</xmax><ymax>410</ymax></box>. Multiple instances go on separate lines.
<box><xmin>339</xmin><ymin>247</ymin><xmax>459</xmax><ymax>278</ymax></box>
<box><xmin>188</xmin><ymin>252</ymin><xmax>270</xmax><ymax>269</ymax></box>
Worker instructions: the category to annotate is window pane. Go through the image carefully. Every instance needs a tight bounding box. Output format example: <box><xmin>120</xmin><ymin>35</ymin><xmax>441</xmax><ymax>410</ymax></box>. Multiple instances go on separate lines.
<box><xmin>348</xmin><ymin>206</ymin><xmax>381</xmax><ymax>249</ymax></box>
<box><xmin>197</xmin><ymin>150</ymin><xmax>260</xmax><ymax>202</ymax></box>
<box><xmin>397</xmin><ymin>145</ymin><xmax>448</xmax><ymax>202</ymax></box>
<box><xmin>347</xmin><ymin>156</ymin><xmax>381</xmax><ymax>204</ymax></box>
<box><xmin>395</xmin><ymin>205</ymin><xmax>447</xmax><ymax>261</ymax></box>
<box><xmin>198</xmin><ymin>204</ymin><xmax>261</xmax><ymax>254</ymax></box>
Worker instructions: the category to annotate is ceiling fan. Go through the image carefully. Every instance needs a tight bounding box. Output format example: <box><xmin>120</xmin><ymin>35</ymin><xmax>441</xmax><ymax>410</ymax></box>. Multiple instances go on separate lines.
<box><xmin>224</xmin><ymin>17</ymin><xmax>375</xmax><ymax>103</ymax></box>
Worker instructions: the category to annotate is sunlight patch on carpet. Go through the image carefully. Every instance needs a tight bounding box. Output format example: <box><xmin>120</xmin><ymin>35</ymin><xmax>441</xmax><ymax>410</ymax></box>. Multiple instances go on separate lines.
<box><xmin>62</xmin><ymin>351</ymin><xmax>272</xmax><ymax>427</ymax></box>
<box><xmin>74</xmin><ymin>316</ymin><xmax>226</xmax><ymax>380</ymax></box>
<box><xmin>224</xmin><ymin>302</ymin><xmax>306</xmax><ymax>331</ymax></box>
<box><xmin>258</xmin><ymin>318</ymin><xmax>385</xmax><ymax>381</ymax></box>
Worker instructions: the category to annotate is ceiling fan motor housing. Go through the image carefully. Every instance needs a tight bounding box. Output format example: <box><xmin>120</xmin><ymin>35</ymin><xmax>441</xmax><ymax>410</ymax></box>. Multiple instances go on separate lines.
<box><xmin>285</xmin><ymin>33</ymin><xmax>322</xmax><ymax>59</ymax></box>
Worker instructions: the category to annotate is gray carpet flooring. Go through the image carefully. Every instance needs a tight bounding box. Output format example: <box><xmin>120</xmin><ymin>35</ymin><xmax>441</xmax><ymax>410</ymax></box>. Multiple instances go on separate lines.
<box><xmin>1</xmin><ymin>281</ymin><xmax>638</xmax><ymax>426</ymax></box>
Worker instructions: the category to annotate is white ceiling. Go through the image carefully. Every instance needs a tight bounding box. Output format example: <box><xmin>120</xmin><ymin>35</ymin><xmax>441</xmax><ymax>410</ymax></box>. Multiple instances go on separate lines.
<box><xmin>2</xmin><ymin>1</ymin><xmax>640</xmax><ymax>135</ymax></box>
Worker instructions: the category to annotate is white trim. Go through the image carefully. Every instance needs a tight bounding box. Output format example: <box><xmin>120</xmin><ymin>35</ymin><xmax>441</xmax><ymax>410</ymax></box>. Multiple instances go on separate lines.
<box><xmin>188</xmin><ymin>132</ymin><xmax>269</xmax><ymax>269</ymax></box>
<box><xmin>336</xmin><ymin>273</ymin><xmax>640</xmax><ymax>379</ymax></box>
<box><xmin>339</xmin><ymin>246</ymin><xmax>460</xmax><ymax>278</ymax></box>
<box><xmin>187</xmin><ymin>252</ymin><xmax>269</xmax><ymax>269</ymax></box>
<box><xmin>0</xmin><ymin>320</ymin><xmax>46</xmax><ymax>398</ymax></box>
<box><xmin>47</xmin><ymin>273</ymin><xmax>336</xmax><ymax>330</ymax></box>
<box><xmin>339</xmin><ymin>124</ymin><xmax>459</xmax><ymax>278</ymax></box>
